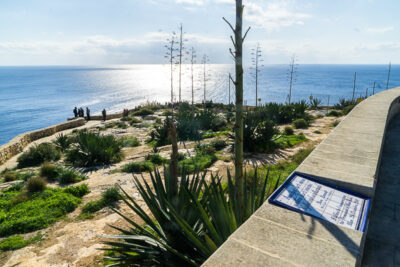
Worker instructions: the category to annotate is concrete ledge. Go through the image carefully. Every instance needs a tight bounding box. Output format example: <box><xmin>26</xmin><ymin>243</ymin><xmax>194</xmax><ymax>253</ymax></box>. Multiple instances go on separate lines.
<box><xmin>203</xmin><ymin>87</ymin><xmax>400</xmax><ymax>267</ymax></box>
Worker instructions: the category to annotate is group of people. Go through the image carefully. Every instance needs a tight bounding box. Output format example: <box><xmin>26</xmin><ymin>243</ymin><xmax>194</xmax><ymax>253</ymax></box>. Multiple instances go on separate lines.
<box><xmin>73</xmin><ymin>107</ymin><xmax>91</xmax><ymax>120</ymax></box>
<box><xmin>73</xmin><ymin>107</ymin><xmax>107</xmax><ymax>121</ymax></box>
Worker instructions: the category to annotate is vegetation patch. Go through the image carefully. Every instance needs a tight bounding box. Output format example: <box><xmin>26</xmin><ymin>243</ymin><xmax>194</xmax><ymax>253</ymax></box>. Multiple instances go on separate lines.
<box><xmin>0</xmin><ymin>233</ymin><xmax>42</xmax><ymax>251</ymax></box>
<box><xmin>0</xmin><ymin>185</ymin><xmax>88</xmax><ymax>236</ymax></box>
<box><xmin>81</xmin><ymin>187</ymin><xmax>120</xmax><ymax>214</ymax></box>
<box><xmin>121</xmin><ymin>161</ymin><xmax>154</xmax><ymax>173</ymax></box>
<box><xmin>178</xmin><ymin>152</ymin><xmax>217</xmax><ymax>174</ymax></box>
<box><xmin>326</xmin><ymin>110</ymin><xmax>342</xmax><ymax>117</ymax></box>
<box><xmin>202</xmin><ymin>130</ymin><xmax>230</xmax><ymax>139</ymax></box>
<box><xmin>17</xmin><ymin>143</ymin><xmax>61</xmax><ymax>169</ymax></box>
<box><xmin>66</xmin><ymin>132</ymin><xmax>123</xmax><ymax>167</ymax></box>
<box><xmin>120</xmin><ymin>137</ymin><xmax>140</xmax><ymax>147</ymax></box>
<box><xmin>283</xmin><ymin>126</ymin><xmax>294</xmax><ymax>135</ymax></box>
<box><xmin>292</xmin><ymin>118</ymin><xmax>308</xmax><ymax>129</ymax></box>
<box><xmin>145</xmin><ymin>153</ymin><xmax>168</xmax><ymax>165</ymax></box>
<box><xmin>274</xmin><ymin>134</ymin><xmax>308</xmax><ymax>148</ymax></box>
<box><xmin>132</xmin><ymin>108</ymin><xmax>154</xmax><ymax>116</ymax></box>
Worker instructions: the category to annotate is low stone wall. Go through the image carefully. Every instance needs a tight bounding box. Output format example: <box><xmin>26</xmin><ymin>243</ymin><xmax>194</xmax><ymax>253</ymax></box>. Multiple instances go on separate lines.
<box><xmin>203</xmin><ymin>87</ymin><xmax>400</xmax><ymax>267</ymax></box>
<box><xmin>67</xmin><ymin>113</ymin><xmax>123</xmax><ymax>121</ymax></box>
<box><xmin>0</xmin><ymin>118</ymin><xmax>85</xmax><ymax>165</ymax></box>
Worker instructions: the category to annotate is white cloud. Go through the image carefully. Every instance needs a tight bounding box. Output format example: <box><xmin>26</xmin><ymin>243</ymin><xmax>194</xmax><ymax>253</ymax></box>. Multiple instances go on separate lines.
<box><xmin>244</xmin><ymin>1</ymin><xmax>311</xmax><ymax>31</ymax></box>
<box><xmin>366</xmin><ymin>26</ymin><xmax>394</xmax><ymax>34</ymax></box>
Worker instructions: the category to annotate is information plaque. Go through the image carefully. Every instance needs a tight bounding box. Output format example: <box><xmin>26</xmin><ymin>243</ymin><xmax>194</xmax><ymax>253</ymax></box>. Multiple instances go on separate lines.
<box><xmin>268</xmin><ymin>172</ymin><xmax>370</xmax><ymax>231</ymax></box>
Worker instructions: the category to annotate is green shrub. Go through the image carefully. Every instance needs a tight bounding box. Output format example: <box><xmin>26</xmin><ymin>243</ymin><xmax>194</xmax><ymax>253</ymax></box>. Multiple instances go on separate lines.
<box><xmin>63</xmin><ymin>184</ymin><xmax>90</xmax><ymax>198</ymax></box>
<box><xmin>66</xmin><ymin>132</ymin><xmax>123</xmax><ymax>167</ymax></box>
<box><xmin>326</xmin><ymin>110</ymin><xmax>341</xmax><ymax>117</ymax></box>
<box><xmin>105</xmin><ymin>121</ymin><xmax>127</xmax><ymax>129</ymax></box>
<box><xmin>82</xmin><ymin>187</ymin><xmax>120</xmax><ymax>213</ymax></box>
<box><xmin>4</xmin><ymin>172</ymin><xmax>16</xmax><ymax>182</ymax></box>
<box><xmin>16</xmin><ymin>172</ymin><xmax>35</xmax><ymax>182</ymax></box>
<box><xmin>146</xmin><ymin>153</ymin><xmax>168</xmax><ymax>165</ymax></box>
<box><xmin>26</xmin><ymin>177</ymin><xmax>46</xmax><ymax>193</ymax></box>
<box><xmin>151</xmin><ymin>116</ymin><xmax>172</xmax><ymax>146</ymax></box>
<box><xmin>0</xmin><ymin>188</ymin><xmax>81</xmax><ymax>236</ymax></box>
<box><xmin>161</xmin><ymin>110</ymin><xmax>173</xmax><ymax>116</ymax></box>
<box><xmin>121</xmin><ymin>161</ymin><xmax>154</xmax><ymax>173</ymax></box>
<box><xmin>128</xmin><ymin>117</ymin><xmax>142</xmax><ymax>125</ymax></box>
<box><xmin>102</xmin><ymin>187</ymin><xmax>121</xmax><ymax>204</ymax></box>
<box><xmin>334</xmin><ymin>98</ymin><xmax>356</xmax><ymax>109</ymax></box>
<box><xmin>17</xmin><ymin>143</ymin><xmax>61</xmax><ymax>168</ymax></box>
<box><xmin>290</xmin><ymin>148</ymin><xmax>314</xmax><ymax>164</ymax></box>
<box><xmin>178</xmin><ymin>152</ymin><xmax>187</xmax><ymax>161</ymax></box>
<box><xmin>39</xmin><ymin>162</ymin><xmax>58</xmax><ymax>181</ymax></box>
<box><xmin>0</xmin><ymin>233</ymin><xmax>42</xmax><ymax>251</ymax></box>
<box><xmin>121</xmin><ymin>137</ymin><xmax>140</xmax><ymax>147</ymax></box>
<box><xmin>243</xmin><ymin>112</ymin><xmax>278</xmax><ymax>153</ymax></box>
<box><xmin>274</xmin><ymin>134</ymin><xmax>308</xmax><ymax>149</ymax></box>
<box><xmin>53</xmin><ymin>133</ymin><xmax>71</xmax><ymax>152</ymax></box>
<box><xmin>310</xmin><ymin>98</ymin><xmax>322</xmax><ymax>109</ymax></box>
<box><xmin>210</xmin><ymin>117</ymin><xmax>227</xmax><ymax>131</ymax></box>
<box><xmin>132</xmin><ymin>108</ymin><xmax>154</xmax><ymax>116</ymax></box>
<box><xmin>210</xmin><ymin>139</ymin><xmax>227</xmax><ymax>151</ymax></box>
<box><xmin>331</xmin><ymin>120</ymin><xmax>340</xmax><ymax>127</ymax></box>
<box><xmin>202</xmin><ymin>130</ymin><xmax>230</xmax><ymax>139</ymax></box>
<box><xmin>292</xmin><ymin>118</ymin><xmax>308</xmax><ymax>129</ymax></box>
<box><xmin>284</xmin><ymin>126</ymin><xmax>294</xmax><ymax>135</ymax></box>
<box><xmin>342</xmin><ymin>105</ymin><xmax>355</xmax><ymax>115</ymax></box>
<box><xmin>144</xmin><ymin>115</ymin><xmax>157</xmax><ymax>120</ymax></box>
<box><xmin>178</xmin><ymin>153</ymin><xmax>217</xmax><ymax>174</ymax></box>
<box><xmin>314</xmin><ymin>130</ymin><xmax>322</xmax><ymax>134</ymax></box>
<box><xmin>57</xmin><ymin>168</ymin><xmax>86</xmax><ymax>184</ymax></box>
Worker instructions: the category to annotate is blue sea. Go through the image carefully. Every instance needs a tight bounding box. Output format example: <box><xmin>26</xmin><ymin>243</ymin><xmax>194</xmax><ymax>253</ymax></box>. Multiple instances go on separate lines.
<box><xmin>0</xmin><ymin>64</ymin><xmax>398</xmax><ymax>145</ymax></box>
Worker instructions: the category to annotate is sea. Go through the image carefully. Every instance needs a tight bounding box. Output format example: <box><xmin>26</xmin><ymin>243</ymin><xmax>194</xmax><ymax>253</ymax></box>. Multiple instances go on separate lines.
<box><xmin>0</xmin><ymin>64</ymin><xmax>398</xmax><ymax>145</ymax></box>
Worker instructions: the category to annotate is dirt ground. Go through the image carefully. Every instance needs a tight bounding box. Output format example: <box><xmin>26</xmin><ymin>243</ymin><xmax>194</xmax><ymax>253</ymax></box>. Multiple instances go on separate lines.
<box><xmin>0</xmin><ymin>109</ymin><xmax>343</xmax><ymax>267</ymax></box>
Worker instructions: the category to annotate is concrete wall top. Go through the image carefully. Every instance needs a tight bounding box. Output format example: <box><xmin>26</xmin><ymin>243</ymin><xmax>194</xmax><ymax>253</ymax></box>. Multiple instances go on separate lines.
<box><xmin>203</xmin><ymin>87</ymin><xmax>400</xmax><ymax>267</ymax></box>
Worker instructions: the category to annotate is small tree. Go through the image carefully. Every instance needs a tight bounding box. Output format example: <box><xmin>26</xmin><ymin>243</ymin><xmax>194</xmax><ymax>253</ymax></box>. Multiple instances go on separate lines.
<box><xmin>223</xmin><ymin>0</ymin><xmax>251</xmax><ymax>218</ymax></box>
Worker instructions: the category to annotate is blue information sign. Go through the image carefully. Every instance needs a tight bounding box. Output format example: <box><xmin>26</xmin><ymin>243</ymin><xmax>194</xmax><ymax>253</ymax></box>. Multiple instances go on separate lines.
<box><xmin>268</xmin><ymin>172</ymin><xmax>370</xmax><ymax>232</ymax></box>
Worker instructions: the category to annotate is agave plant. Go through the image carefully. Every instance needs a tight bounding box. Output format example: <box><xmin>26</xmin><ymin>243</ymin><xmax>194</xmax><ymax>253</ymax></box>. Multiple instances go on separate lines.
<box><xmin>53</xmin><ymin>133</ymin><xmax>72</xmax><ymax>152</ymax></box>
<box><xmin>103</xmin><ymin>168</ymin><xmax>278</xmax><ymax>266</ymax></box>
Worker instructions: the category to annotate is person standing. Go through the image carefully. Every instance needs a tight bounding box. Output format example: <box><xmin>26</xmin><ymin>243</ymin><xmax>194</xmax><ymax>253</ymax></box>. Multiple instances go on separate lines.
<box><xmin>86</xmin><ymin>107</ymin><xmax>91</xmax><ymax>120</ymax></box>
<box><xmin>73</xmin><ymin>107</ymin><xmax>78</xmax><ymax>118</ymax></box>
<box><xmin>102</xmin><ymin>109</ymin><xmax>107</xmax><ymax>121</ymax></box>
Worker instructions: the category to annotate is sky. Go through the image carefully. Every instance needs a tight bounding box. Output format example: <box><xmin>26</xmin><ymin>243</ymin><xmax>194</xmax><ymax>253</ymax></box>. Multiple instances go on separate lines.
<box><xmin>0</xmin><ymin>0</ymin><xmax>399</xmax><ymax>65</ymax></box>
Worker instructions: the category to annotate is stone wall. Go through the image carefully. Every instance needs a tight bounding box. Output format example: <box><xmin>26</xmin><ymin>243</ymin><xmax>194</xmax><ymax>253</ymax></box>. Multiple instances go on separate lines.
<box><xmin>67</xmin><ymin>113</ymin><xmax>123</xmax><ymax>121</ymax></box>
<box><xmin>0</xmin><ymin>118</ymin><xmax>85</xmax><ymax>165</ymax></box>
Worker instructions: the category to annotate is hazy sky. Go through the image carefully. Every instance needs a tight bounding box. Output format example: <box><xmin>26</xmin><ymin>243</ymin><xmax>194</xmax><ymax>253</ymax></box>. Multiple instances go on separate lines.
<box><xmin>0</xmin><ymin>0</ymin><xmax>399</xmax><ymax>65</ymax></box>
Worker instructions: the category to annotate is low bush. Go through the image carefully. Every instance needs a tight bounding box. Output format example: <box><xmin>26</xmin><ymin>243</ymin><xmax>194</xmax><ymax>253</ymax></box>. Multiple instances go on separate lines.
<box><xmin>82</xmin><ymin>187</ymin><xmax>120</xmax><ymax>214</ymax></box>
<box><xmin>326</xmin><ymin>110</ymin><xmax>341</xmax><ymax>117</ymax></box>
<box><xmin>121</xmin><ymin>137</ymin><xmax>140</xmax><ymax>147</ymax></box>
<box><xmin>16</xmin><ymin>172</ymin><xmax>35</xmax><ymax>182</ymax></box>
<box><xmin>39</xmin><ymin>162</ymin><xmax>59</xmax><ymax>181</ymax></box>
<box><xmin>57</xmin><ymin>168</ymin><xmax>86</xmax><ymax>184</ymax></box>
<box><xmin>202</xmin><ymin>130</ymin><xmax>230</xmax><ymax>139</ymax></box>
<box><xmin>128</xmin><ymin>117</ymin><xmax>142</xmax><ymax>125</ymax></box>
<box><xmin>210</xmin><ymin>117</ymin><xmax>227</xmax><ymax>131</ymax></box>
<box><xmin>4</xmin><ymin>172</ymin><xmax>16</xmax><ymax>182</ymax></box>
<box><xmin>342</xmin><ymin>105</ymin><xmax>355</xmax><ymax>115</ymax></box>
<box><xmin>53</xmin><ymin>133</ymin><xmax>71</xmax><ymax>152</ymax></box>
<box><xmin>274</xmin><ymin>134</ymin><xmax>307</xmax><ymax>149</ymax></box>
<box><xmin>66</xmin><ymin>132</ymin><xmax>123</xmax><ymax>167</ymax></box>
<box><xmin>63</xmin><ymin>184</ymin><xmax>90</xmax><ymax>198</ymax></box>
<box><xmin>334</xmin><ymin>98</ymin><xmax>356</xmax><ymax>110</ymax></box>
<box><xmin>331</xmin><ymin>120</ymin><xmax>340</xmax><ymax>127</ymax></box>
<box><xmin>121</xmin><ymin>161</ymin><xmax>154</xmax><ymax>173</ymax></box>
<box><xmin>290</xmin><ymin>148</ymin><xmax>314</xmax><ymax>164</ymax></box>
<box><xmin>314</xmin><ymin>130</ymin><xmax>322</xmax><ymax>134</ymax></box>
<box><xmin>0</xmin><ymin>187</ymin><xmax>82</xmax><ymax>236</ymax></box>
<box><xmin>283</xmin><ymin>126</ymin><xmax>294</xmax><ymax>135</ymax></box>
<box><xmin>310</xmin><ymin>98</ymin><xmax>322</xmax><ymax>109</ymax></box>
<box><xmin>146</xmin><ymin>153</ymin><xmax>168</xmax><ymax>165</ymax></box>
<box><xmin>292</xmin><ymin>118</ymin><xmax>308</xmax><ymax>129</ymax></box>
<box><xmin>151</xmin><ymin>116</ymin><xmax>172</xmax><ymax>147</ymax></box>
<box><xmin>132</xmin><ymin>108</ymin><xmax>154</xmax><ymax>116</ymax></box>
<box><xmin>244</xmin><ymin>112</ymin><xmax>278</xmax><ymax>153</ymax></box>
<box><xmin>144</xmin><ymin>115</ymin><xmax>157</xmax><ymax>120</ymax></box>
<box><xmin>105</xmin><ymin>121</ymin><xmax>127</xmax><ymax>129</ymax></box>
<box><xmin>178</xmin><ymin>152</ymin><xmax>217</xmax><ymax>174</ymax></box>
<box><xmin>209</xmin><ymin>139</ymin><xmax>227</xmax><ymax>151</ymax></box>
<box><xmin>161</xmin><ymin>110</ymin><xmax>173</xmax><ymax>116</ymax></box>
<box><xmin>26</xmin><ymin>177</ymin><xmax>46</xmax><ymax>193</ymax></box>
<box><xmin>0</xmin><ymin>233</ymin><xmax>42</xmax><ymax>251</ymax></box>
<box><xmin>17</xmin><ymin>143</ymin><xmax>61</xmax><ymax>168</ymax></box>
